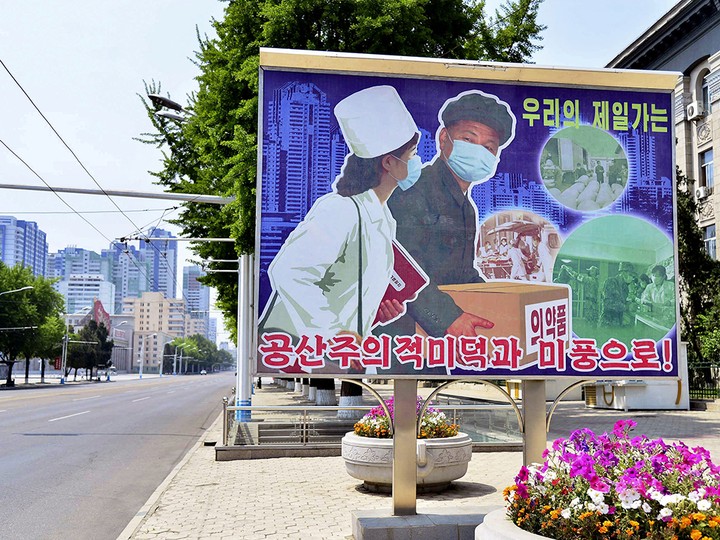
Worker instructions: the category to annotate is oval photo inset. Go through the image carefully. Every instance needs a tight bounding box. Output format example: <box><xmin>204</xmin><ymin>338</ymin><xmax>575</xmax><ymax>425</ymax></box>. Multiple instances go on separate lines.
<box><xmin>540</xmin><ymin>126</ymin><xmax>628</xmax><ymax>211</ymax></box>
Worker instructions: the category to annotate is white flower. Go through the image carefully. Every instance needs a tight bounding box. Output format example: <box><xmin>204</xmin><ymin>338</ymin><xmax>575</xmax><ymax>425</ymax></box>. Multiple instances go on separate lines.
<box><xmin>618</xmin><ymin>488</ymin><xmax>640</xmax><ymax>507</ymax></box>
<box><xmin>561</xmin><ymin>508</ymin><xmax>571</xmax><ymax>519</ymax></box>
<box><xmin>688</xmin><ymin>490</ymin><xmax>701</xmax><ymax>503</ymax></box>
<box><xmin>587</xmin><ymin>488</ymin><xmax>605</xmax><ymax>505</ymax></box>
<box><xmin>657</xmin><ymin>507</ymin><xmax>673</xmax><ymax>520</ymax></box>
<box><xmin>642</xmin><ymin>502</ymin><xmax>652</xmax><ymax>513</ymax></box>
<box><xmin>698</xmin><ymin>499</ymin><xmax>712</xmax><ymax>511</ymax></box>
<box><xmin>545</xmin><ymin>470</ymin><xmax>557</xmax><ymax>482</ymax></box>
<box><xmin>570</xmin><ymin>497</ymin><xmax>581</xmax><ymax>508</ymax></box>
<box><xmin>659</xmin><ymin>493</ymin><xmax>685</xmax><ymax>506</ymax></box>
<box><xmin>596</xmin><ymin>502</ymin><xmax>609</xmax><ymax>514</ymax></box>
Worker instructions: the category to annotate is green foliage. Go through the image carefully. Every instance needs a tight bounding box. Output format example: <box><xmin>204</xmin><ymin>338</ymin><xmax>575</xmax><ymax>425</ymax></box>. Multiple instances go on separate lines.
<box><xmin>675</xmin><ymin>168</ymin><xmax>720</xmax><ymax>365</ymax></box>
<box><xmin>137</xmin><ymin>0</ymin><xmax>546</xmax><ymax>343</ymax></box>
<box><xmin>169</xmin><ymin>335</ymin><xmax>233</xmax><ymax>372</ymax></box>
<box><xmin>67</xmin><ymin>320</ymin><xmax>113</xmax><ymax>379</ymax></box>
<box><xmin>0</xmin><ymin>263</ymin><xmax>65</xmax><ymax>385</ymax></box>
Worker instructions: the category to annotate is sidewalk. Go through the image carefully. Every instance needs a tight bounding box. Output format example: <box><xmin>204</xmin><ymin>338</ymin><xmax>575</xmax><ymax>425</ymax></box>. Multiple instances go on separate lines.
<box><xmin>118</xmin><ymin>382</ymin><xmax>720</xmax><ymax>540</ymax></box>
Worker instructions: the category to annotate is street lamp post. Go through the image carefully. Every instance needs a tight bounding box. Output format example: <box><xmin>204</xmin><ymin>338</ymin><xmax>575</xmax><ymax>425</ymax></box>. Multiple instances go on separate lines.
<box><xmin>174</xmin><ymin>342</ymin><xmax>189</xmax><ymax>375</ymax></box>
<box><xmin>0</xmin><ymin>286</ymin><xmax>33</xmax><ymax>296</ymax></box>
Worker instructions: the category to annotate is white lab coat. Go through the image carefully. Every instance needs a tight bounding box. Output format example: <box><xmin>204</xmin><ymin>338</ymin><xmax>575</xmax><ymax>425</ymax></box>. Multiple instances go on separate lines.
<box><xmin>508</xmin><ymin>246</ymin><xmax>527</xmax><ymax>280</ymax></box>
<box><xmin>536</xmin><ymin>242</ymin><xmax>553</xmax><ymax>283</ymax></box>
<box><xmin>260</xmin><ymin>190</ymin><xmax>395</xmax><ymax>340</ymax></box>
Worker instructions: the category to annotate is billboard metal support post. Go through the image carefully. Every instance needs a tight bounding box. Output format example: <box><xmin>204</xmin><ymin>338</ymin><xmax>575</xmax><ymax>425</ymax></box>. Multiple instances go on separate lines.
<box><xmin>392</xmin><ymin>378</ymin><xmax>418</xmax><ymax>515</ymax></box>
<box><xmin>522</xmin><ymin>380</ymin><xmax>547</xmax><ymax>465</ymax></box>
<box><xmin>237</xmin><ymin>255</ymin><xmax>252</xmax><ymax>422</ymax></box>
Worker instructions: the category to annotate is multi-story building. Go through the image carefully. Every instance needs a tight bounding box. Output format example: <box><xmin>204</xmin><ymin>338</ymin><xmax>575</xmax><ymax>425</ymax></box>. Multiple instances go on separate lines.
<box><xmin>54</xmin><ymin>274</ymin><xmax>115</xmax><ymax>314</ymax></box>
<box><xmin>183</xmin><ymin>265</ymin><xmax>210</xmax><ymax>339</ymax></box>
<box><xmin>0</xmin><ymin>216</ymin><xmax>47</xmax><ymax>277</ymax></box>
<box><xmin>101</xmin><ymin>244</ymin><xmax>152</xmax><ymax>314</ymax></box>
<box><xmin>47</xmin><ymin>247</ymin><xmax>106</xmax><ymax>280</ymax></box>
<box><xmin>49</xmin><ymin>229</ymin><xmax>178</xmax><ymax>314</ymax></box>
<box><xmin>139</xmin><ymin>228</ymin><xmax>178</xmax><ymax>300</ymax></box>
<box><xmin>607</xmin><ymin>0</ymin><xmax>720</xmax><ymax>259</ymax></box>
<box><xmin>208</xmin><ymin>317</ymin><xmax>217</xmax><ymax>345</ymax></box>
<box><xmin>122</xmin><ymin>292</ymin><xmax>185</xmax><ymax>374</ymax></box>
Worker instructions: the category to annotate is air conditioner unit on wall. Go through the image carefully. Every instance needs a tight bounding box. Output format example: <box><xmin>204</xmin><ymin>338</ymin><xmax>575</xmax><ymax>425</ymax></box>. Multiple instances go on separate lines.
<box><xmin>687</xmin><ymin>101</ymin><xmax>706</xmax><ymax>121</ymax></box>
<box><xmin>696</xmin><ymin>186</ymin><xmax>708</xmax><ymax>199</ymax></box>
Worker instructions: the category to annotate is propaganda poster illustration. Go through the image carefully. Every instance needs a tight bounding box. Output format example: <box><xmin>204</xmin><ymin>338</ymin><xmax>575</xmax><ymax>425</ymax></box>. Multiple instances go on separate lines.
<box><xmin>255</xmin><ymin>49</ymin><xmax>679</xmax><ymax>379</ymax></box>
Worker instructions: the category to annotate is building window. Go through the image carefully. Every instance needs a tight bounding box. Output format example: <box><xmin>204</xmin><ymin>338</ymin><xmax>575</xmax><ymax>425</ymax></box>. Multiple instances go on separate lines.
<box><xmin>702</xmin><ymin>74</ymin><xmax>713</xmax><ymax>114</ymax></box>
<box><xmin>701</xmin><ymin>149</ymin><xmax>714</xmax><ymax>189</ymax></box>
<box><xmin>704</xmin><ymin>225</ymin><xmax>716</xmax><ymax>260</ymax></box>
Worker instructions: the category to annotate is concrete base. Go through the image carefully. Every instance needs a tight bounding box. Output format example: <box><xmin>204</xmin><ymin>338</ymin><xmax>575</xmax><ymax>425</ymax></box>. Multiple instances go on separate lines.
<box><xmin>215</xmin><ymin>444</ymin><xmax>340</xmax><ymax>461</ymax></box>
<box><xmin>352</xmin><ymin>506</ymin><xmax>501</xmax><ymax>540</ymax></box>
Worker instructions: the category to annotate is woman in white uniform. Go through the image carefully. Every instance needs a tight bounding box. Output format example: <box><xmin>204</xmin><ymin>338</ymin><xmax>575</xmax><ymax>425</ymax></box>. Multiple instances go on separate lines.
<box><xmin>259</xmin><ymin>86</ymin><xmax>420</xmax><ymax>366</ymax></box>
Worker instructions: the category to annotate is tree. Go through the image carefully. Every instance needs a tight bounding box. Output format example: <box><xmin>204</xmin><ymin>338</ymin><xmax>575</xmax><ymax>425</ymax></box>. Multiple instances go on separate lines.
<box><xmin>67</xmin><ymin>321</ymin><xmax>113</xmax><ymax>381</ymax></box>
<box><xmin>25</xmin><ymin>315</ymin><xmax>64</xmax><ymax>384</ymax></box>
<box><xmin>675</xmin><ymin>168</ymin><xmax>720</xmax><ymax>375</ymax></box>
<box><xmin>138</xmin><ymin>0</ymin><xmax>546</xmax><ymax>341</ymax></box>
<box><xmin>0</xmin><ymin>263</ymin><xmax>64</xmax><ymax>386</ymax></box>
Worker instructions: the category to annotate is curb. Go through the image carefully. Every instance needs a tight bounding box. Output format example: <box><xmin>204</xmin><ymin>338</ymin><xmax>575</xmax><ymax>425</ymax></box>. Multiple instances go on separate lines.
<box><xmin>115</xmin><ymin>412</ymin><xmax>224</xmax><ymax>540</ymax></box>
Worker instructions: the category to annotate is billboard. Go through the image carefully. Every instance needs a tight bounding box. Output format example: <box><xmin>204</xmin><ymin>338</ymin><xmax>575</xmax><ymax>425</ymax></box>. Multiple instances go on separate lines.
<box><xmin>255</xmin><ymin>49</ymin><xmax>680</xmax><ymax>379</ymax></box>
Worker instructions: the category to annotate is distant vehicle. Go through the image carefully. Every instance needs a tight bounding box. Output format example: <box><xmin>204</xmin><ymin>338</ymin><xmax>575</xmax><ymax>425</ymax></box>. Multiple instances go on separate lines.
<box><xmin>200</xmin><ymin>370</ymin><xmax>207</xmax><ymax>375</ymax></box>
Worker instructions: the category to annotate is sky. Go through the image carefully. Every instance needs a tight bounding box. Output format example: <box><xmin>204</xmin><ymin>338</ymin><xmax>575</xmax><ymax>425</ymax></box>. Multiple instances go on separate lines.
<box><xmin>0</xmin><ymin>0</ymin><xmax>680</xmax><ymax>341</ymax></box>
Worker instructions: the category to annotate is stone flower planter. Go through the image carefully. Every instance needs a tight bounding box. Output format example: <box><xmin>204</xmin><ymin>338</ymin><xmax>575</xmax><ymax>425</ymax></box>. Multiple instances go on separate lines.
<box><xmin>341</xmin><ymin>431</ymin><xmax>472</xmax><ymax>493</ymax></box>
<box><xmin>475</xmin><ymin>508</ymin><xmax>544</xmax><ymax>539</ymax></box>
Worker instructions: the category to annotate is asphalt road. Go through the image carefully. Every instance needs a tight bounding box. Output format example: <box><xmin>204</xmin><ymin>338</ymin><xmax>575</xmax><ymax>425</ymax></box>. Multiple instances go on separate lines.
<box><xmin>0</xmin><ymin>372</ymin><xmax>234</xmax><ymax>540</ymax></box>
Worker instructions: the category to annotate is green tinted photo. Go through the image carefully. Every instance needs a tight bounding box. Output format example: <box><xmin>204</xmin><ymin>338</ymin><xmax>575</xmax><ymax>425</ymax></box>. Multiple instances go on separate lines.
<box><xmin>553</xmin><ymin>215</ymin><xmax>676</xmax><ymax>348</ymax></box>
<box><xmin>541</xmin><ymin>126</ymin><xmax>628</xmax><ymax>211</ymax></box>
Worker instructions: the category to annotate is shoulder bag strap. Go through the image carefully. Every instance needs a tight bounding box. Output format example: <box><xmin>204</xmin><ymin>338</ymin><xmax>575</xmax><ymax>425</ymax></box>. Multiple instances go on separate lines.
<box><xmin>350</xmin><ymin>196</ymin><xmax>363</xmax><ymax>336</ymax></box>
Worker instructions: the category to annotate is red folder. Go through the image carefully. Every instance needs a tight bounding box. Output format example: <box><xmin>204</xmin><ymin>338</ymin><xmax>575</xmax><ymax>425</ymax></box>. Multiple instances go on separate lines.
<box><xmin>373</xmin><ymin>241</ymin><xmax>429</xmax><ymax>326</ymax></box>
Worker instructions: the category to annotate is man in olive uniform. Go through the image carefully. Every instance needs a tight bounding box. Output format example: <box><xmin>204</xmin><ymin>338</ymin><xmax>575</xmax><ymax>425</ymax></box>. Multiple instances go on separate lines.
<box><xmin>381</xmin><ymin>91</ymin><xmax>516</xmax><ymax>371</ymax></box>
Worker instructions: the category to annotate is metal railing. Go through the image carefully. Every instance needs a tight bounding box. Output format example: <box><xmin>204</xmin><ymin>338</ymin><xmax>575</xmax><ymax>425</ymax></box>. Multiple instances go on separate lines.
<box><xmin>221</xmin><ymin>400</ymin><xmax>522</xmax><ymax>447</ymax></box>
<box><xmin>688</xmin><ymin>364</ymin><xmax>720</xmax><ymax>400</ymax></box>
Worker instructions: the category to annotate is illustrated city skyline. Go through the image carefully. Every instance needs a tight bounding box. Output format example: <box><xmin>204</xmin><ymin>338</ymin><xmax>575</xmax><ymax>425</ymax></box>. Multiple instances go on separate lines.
<box><xmin>258</xmin><ymin>81</ymin><xmax>672</xmax><ymax>309</ymax></box>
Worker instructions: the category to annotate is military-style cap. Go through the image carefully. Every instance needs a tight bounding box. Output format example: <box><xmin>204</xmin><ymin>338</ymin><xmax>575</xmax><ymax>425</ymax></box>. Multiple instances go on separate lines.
<box><xmin>440</xmin><ymin>92</ymin><xmax>515</xmax><ymax>146</ymax></box>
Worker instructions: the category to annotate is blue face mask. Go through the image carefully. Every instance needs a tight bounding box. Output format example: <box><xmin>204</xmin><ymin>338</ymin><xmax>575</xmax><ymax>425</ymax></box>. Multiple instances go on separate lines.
<box><xmin>391</xmin><ymin>155</ymin><xmax>422</xmax><ymax>191</ymax></box>
<box><xmin>445</xmin><ymin>140</ymin><xmax>499</xmax><ymax>183</ymax></box>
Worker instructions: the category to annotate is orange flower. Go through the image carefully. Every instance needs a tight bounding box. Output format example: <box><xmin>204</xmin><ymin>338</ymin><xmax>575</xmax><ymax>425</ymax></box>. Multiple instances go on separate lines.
<box><xmin>691</xmin><ymin>512</ymin><xmax>707</xmax><ymax>522</ymax></box>
<box><xmin>689</xmin><ymin>529</ymin><xmax>702</xmax><ymax>540</ymax></box>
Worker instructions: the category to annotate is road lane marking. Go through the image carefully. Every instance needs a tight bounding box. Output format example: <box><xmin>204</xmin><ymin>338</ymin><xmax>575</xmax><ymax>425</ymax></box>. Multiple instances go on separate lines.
<box><xmin>132</xmin><ymin>397</ymin><xmax>150</xmax><ymax>402</ymax></box>
<box><xmin>49</xmin><ymin>411</ymin><xmax>90</xmax><ymax>422</ymax></box>
<box><xmin>73</xmin><ymin>395</ymin><xmax>100</xmax><ymax>401</ymax></box>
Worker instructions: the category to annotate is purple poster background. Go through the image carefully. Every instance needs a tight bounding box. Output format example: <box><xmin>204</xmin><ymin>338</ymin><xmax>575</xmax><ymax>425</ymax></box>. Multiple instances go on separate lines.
<box><xmin>257</xmin><ymin>66</ymin><xmax>677</xmax><ymax>378</ymax></box>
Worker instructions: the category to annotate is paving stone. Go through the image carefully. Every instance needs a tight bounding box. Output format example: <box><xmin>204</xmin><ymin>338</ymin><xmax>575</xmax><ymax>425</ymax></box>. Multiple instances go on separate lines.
<box><xmin>125</xmin><ymin>384</ymin><xmax>720</xmax><ymax>539</ymax></box>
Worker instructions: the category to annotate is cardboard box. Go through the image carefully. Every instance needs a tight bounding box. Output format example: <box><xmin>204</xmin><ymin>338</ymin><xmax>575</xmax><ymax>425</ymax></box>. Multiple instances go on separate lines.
<box><xmin>417</xmin><ymin>281</ymin><xmax>571</xmax><ymax>367</ymax></box>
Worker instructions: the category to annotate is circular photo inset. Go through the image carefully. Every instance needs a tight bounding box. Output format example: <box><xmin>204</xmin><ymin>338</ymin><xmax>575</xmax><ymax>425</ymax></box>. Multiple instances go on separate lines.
<box><xmin>476</xmin><ymin>210</ymin><xmax>562</xmax><ymax>283</ymax></box>
<box><xmin>540</xmin><ymin>125</ymin><xmax>628</xmax><ymax>212</ymax></box>
<box><xmin>553</xmin><ymin>215</ymin><xmax>675</xmax><ymax>349</ymax></box>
